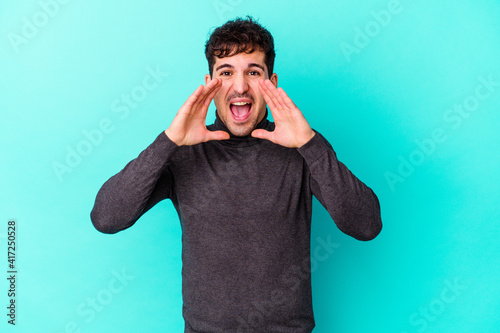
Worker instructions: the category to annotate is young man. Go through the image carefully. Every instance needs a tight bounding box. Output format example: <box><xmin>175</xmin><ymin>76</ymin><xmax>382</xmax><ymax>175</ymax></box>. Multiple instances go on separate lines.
<box><xmin>91</xmin><ymin>16</ymin><xmax>382</xmax><ymax>333</ymax></box>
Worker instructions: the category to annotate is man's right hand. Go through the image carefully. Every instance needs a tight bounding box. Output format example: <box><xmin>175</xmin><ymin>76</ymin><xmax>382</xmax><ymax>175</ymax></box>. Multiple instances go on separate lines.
<box><xmin>164</xmin><ymin>78</ymin><xmax>229</xmax><ymax>146</ymax></box>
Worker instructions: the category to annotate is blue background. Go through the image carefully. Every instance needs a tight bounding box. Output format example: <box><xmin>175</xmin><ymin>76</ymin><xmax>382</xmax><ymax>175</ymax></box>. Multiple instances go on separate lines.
<box><xmin>1</xmin><ymin>0</ymin><xmax>499</xmax><ymax>332</ymax></box>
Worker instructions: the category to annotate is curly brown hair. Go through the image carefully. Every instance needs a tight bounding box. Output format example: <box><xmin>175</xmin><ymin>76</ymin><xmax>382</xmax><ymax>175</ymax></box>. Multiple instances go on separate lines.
<box><xmin>205</xmin><ymin>15</ymin><xmax>275</xmax><ymax>78</ymax></box>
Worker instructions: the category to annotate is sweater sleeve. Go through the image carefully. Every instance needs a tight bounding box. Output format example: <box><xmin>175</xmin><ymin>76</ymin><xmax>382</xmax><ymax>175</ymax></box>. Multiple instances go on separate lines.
<box><xmin>297</xmin><ymin>130</ymin><xmax>382</xmax><ymax>241</ymax></box>
<box><xmin>90</xmin><ymin>132</ymin><xmax>180</xmax><ymax>234</ymax></box>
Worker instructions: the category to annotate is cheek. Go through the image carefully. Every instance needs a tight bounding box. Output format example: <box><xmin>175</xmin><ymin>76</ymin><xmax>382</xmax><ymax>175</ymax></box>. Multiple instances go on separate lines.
<box><xmin>249</xmin><ymin>84</ymin><xmax>264</xmax><ymax>103</ymax></box>
<box><xmin>216</xmin><ymin>85</ymin><xmax>230</xmax><ymax>103</ymax></box>
<box><xmin>254</xmin><ymin>93</ymin><xmax>265</xmax><ymax>106</ymax></box>
<box><xmin>213</xmin><ymin>91</ymin><xmax>226</xmax><ymax>108</ymax></box>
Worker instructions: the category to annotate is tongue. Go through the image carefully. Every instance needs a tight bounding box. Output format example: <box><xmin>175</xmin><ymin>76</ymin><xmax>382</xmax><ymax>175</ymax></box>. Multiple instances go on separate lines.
<box><xmin>231</xmin><ymin>104</ymin><xmax>251</xmax><ymax>117</ymax></box>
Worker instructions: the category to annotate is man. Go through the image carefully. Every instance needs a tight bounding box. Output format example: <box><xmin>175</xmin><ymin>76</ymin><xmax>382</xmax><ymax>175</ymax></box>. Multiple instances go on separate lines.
<box><xmin>91</xmin><ymin>16</ymin><xmax>382</xmax><ymax>333</ymax></box>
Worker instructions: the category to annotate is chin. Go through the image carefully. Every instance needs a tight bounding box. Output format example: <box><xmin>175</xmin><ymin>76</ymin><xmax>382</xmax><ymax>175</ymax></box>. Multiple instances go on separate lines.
<box><xmin>227</xmin><ymin>123</ymin><xmax>254</xmax><ymax>137</ymax></box>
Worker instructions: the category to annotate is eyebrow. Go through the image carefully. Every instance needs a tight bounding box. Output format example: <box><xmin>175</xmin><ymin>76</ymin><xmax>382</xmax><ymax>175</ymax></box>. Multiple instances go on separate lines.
<box><xmin>215</xmin><ymin>63</ymin><xmax>266</xmax><ymax>72</ymax></box>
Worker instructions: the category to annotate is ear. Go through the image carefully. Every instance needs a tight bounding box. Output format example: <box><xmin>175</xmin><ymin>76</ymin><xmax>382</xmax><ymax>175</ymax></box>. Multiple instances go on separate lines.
<box><xmin>269</xmin><ymin>73</ymin><xmax>278</xmax><ymax>87</ymax></box>
<box><xmin>205</xmin><ymin>74</ymin><xmax>211</xmax><ymax>85</ymax></box>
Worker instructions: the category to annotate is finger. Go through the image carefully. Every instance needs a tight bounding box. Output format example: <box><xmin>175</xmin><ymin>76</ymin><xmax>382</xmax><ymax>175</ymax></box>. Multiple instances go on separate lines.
<box><xmin>182</xmin><ymin>84</ymin><xmax>205</xmax><ymax>110</ymax></box>
<box><xmin>188</xmin><ymin>78</ymin><xmax>219</xmax><ymax>104</ymax></box>
<box><xmin>197</xmin><ymin>84</ymin><xmax>221</xmax><ymax>119</ymax></box>
<box><xmin>251</xmin><ymin>128</ymin><xmax>274</xmax><ymax>142</ymax></box>
<box><xmin>181</xmin><ymin>80</ymin><xmax>218</xmax><ymax>113</ymax></box>
<box><xmin>265</xmin><ymin>80</ymin><xmax>286</xmax><ymax>116</ymax></box>
<box><xmin>196</xmin><ymin>79</ymin><xmax>221</xmax><ymax>107</ymax></box>
<box><xmin>260</xmin><ymin>80</ymin><xmax>286</xmax><ymax>122</ymax></box>
<box><xmin>259</xmin><ymin>79</ymin><xmax>278</xmax><ymax>111</ymax></box>
<box><xmin>202</xmin><ymin>80</ymin><xmax>222</xmax><ymax>110</ymax></box>
<box><xmin>188</xmin><ymin>80</ymin><xmax>221</xmax><ymax>118</ymax></box>
<box><xmin>263</xmin><ymin>79</ymin><xmax>286</xmax><ymax>110</ymax></box>
<box><xmin>203</xmin><ymin>130</ymin><xmax>230</xmax><ymax>142</ymax></box>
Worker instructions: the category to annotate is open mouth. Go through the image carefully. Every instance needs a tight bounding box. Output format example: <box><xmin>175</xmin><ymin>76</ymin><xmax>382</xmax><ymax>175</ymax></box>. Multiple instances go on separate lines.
<box><xmin>229</xmin><ymin>101</ymin><xmax>252</xmax><ymax>122</ymax></box>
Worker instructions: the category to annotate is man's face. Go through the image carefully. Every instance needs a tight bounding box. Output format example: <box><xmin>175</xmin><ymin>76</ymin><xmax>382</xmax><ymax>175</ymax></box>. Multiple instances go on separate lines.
<box><xmin>205</xmin><ymin>50</ymin><xmax>278</xmax><ymax>137</ymax></box>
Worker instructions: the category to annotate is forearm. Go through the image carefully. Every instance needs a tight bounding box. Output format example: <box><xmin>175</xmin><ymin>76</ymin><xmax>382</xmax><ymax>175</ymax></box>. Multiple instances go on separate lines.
<box><xmin>90</xmin><ymin>132</ymin><xmax>179</xmax><ymax>233</ymax></box>
<box><xmin>298</xmin><ymin>131</ymin><xmax>382</xmax><ymax>241</ymax></box>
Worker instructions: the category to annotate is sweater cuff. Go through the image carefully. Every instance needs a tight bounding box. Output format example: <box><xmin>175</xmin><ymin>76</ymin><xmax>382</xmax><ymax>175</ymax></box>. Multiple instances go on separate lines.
<box><xmin>297</xmin><ymin>130</ymin><xmax>335</xmax><ymax>165</ymax></box>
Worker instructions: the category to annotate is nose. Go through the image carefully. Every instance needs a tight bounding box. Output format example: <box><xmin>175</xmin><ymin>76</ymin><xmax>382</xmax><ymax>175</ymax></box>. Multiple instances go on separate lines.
<box><xmin>232</xmin><ymin>73</ymin><xmax>249</xmax><ymax>94</ymax></box>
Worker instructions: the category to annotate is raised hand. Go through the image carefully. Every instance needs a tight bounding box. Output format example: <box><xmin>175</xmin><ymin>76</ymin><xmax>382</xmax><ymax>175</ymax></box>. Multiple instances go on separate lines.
<box><xmin>164</xmin><ymin>78</ymin><xmax>230</xmax><ymax>146</ymax></box>
<box><xmin>251</xmin><ymin>79</ymin><xmax>315</xmax><ymax>148</ymax></box>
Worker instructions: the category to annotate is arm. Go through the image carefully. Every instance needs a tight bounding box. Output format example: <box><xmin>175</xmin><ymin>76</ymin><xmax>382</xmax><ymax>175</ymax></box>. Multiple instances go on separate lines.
<box><xmin>252</xmin><ymin>79</ymin><xmax>382</xmax><ymax>241</ymax></box>
<box><xmin>91</xmin><ymin>78</ymin><xmax>228</xmax><ymax>234</ymax></box>
<box><xmin>298</xmin><ymin>131</ymin><xmax>382</xmax><ymax>241</ymax></box>
<box><xmin>90</xmin><ymin>133</ymin><xmax>179</xmax><ymax>234</ymax></box>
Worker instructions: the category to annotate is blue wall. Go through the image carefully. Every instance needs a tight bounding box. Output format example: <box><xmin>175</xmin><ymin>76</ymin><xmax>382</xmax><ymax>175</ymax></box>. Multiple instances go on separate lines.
<box><xmin>1</xmin><ymin>0</ymin><xmax>499</xmax><ymax>332</ymax></box>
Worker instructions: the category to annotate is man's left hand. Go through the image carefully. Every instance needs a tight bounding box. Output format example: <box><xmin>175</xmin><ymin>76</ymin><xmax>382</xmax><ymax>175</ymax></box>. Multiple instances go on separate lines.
<box><xmin>251</xmin><ymin>79</ymin><xmax>315</xmax><ymax>148</ymax></box>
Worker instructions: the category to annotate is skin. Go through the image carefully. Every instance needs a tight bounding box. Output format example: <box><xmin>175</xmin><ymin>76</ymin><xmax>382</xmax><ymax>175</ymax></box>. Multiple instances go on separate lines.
<box><xmin>206</xmin><ymin>50</ymin><xmax>276</xmax><ymax>138</ymax></box>
<box><xmin>164</xmin><ymin>50</ymin><xmax>315</xmax><ymax>148</ymax></box>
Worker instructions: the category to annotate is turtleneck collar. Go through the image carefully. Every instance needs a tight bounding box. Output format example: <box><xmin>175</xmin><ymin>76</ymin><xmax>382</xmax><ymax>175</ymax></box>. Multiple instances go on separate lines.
<box><xmin>209</xmin><ymin>108</ymin><xmax>275</xmax><ymax>147</ymax></box>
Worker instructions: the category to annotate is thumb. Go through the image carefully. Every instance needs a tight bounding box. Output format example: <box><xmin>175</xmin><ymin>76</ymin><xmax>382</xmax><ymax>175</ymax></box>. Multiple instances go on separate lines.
<box><xmin>204</xmin><ymin>130</ymin><xmax>230</xmax><ymax>142</ymax></box>
<box><xmin>251</xmin><ymin>129</ymin><xmax>273</xmax><ymax>141</ymax></box>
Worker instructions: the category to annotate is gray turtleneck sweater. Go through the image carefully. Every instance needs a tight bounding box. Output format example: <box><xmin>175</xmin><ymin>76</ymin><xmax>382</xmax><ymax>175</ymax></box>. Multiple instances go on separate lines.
<box><xmin>90</xmin><ymin>110</ymin><xmax>382</xmax><ymax>333</ymax></box>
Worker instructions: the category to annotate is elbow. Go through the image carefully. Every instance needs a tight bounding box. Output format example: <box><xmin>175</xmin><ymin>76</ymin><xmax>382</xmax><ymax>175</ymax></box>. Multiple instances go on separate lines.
<box><xmin>337</xmin><ymin>198</ymin><xmax>383</xmax><ymax>241</ymax></box>
<box><xmin>337</xmin><ymin>216</ymin><xmax>382</xmax><ymax>241</ymax></box>
<box><xmin>356</xmin><ymin>220</ymin><xmax>382</xmax><ymax>241</ymax></box>
<box><xmin>356</xmin><ymin>190</ymin><xmax>383</xmax><ymax>241</ymax></box>
<box><xmin>90</xmin><ymin>209</ymin><xmax>121</xmax><ymax>234</ymax></box>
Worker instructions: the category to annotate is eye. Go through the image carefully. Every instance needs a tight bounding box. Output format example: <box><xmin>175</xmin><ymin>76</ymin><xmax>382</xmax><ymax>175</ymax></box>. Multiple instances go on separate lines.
<box><xmin>220</xmin><ymin>71</ymin><xmax>231</xmax><ymax>76</ymax></box>
<box><xmin>248</xmin><ymin>71</ymin><xmax>260</xmax><ymax>76</ymax></box>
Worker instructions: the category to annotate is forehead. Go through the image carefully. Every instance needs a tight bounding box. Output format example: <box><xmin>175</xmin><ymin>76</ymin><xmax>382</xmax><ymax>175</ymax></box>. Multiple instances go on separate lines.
<box><xmin>213</xmin><ymin>50</ymin><xmax>266</xmax><ymax>70</ymax></box>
